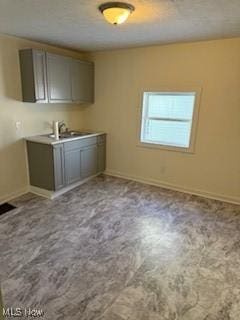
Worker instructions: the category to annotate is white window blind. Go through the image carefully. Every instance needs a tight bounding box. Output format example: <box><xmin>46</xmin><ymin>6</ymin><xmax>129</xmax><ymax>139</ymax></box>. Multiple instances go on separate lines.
<box><xmin>140</xmin><ymin>92</ymin><xmax>197</xmax><ymax>149</ymax></box>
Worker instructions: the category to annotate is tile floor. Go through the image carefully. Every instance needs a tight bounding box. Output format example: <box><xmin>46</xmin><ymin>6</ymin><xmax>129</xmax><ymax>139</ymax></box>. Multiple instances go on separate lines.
<box><xmin>0</xmin><ymin>175</ymin><xmax>240</xmax><ymax>320</ymax></box>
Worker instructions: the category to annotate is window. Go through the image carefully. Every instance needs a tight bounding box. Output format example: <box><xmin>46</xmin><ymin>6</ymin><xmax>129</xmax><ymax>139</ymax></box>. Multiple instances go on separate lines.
<box><xmin>140</xmin><ymin>91</ymin><xmax>200</xmax><ymax>152</ymax></box>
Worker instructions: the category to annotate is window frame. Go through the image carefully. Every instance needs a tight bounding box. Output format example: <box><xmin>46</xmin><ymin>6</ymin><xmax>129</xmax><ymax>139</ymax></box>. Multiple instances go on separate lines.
<box><xmin>138</xmin><ymin>88</ymin><xmax>202</xmax><ymax>153</ymax></box>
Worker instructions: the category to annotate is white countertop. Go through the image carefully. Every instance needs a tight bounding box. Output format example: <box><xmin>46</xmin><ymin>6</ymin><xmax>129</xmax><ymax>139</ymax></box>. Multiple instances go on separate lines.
<box><xmin>25</xmin><ymin>131</ymin><xmax>105</xmax><ymax>145</ymax></box>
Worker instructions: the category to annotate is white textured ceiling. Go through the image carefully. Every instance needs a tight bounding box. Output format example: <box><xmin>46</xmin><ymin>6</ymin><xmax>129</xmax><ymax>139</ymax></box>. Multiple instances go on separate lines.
<box><xmin>0</xmin><ymin>0</ymin><xmax>239</xmax><ymax>51</ymax></box>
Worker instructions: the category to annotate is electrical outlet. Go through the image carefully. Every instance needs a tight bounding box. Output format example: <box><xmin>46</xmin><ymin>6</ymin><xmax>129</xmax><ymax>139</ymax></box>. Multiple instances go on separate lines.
<box><xmin>15</xmin><ymin>121</ymin><xmax>21</xmax><ymax>130</ymax></box>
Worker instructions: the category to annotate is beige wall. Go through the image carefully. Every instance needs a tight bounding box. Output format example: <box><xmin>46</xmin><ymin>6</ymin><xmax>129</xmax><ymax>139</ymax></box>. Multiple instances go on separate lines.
<box><xmin>1</xmin><ymin>35</ymin><xmax>239</xmax><ymax>204</ymax></box>
<box><xmin>83</xmin><ymin>38</ymin><xmax>240</xmax><ymax>203</ymax></box>
<box><xmin>0</xmin><ymin>34</ymin><xmax>85</xmax><ymax>202</ymax></box>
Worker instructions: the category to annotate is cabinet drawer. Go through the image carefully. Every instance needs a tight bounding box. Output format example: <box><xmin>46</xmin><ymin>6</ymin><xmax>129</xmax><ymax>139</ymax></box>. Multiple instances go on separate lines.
<box><xmin>63</xmin><ymin>136</ymin><xmax>97</xmax><ymax>151</ymax></box>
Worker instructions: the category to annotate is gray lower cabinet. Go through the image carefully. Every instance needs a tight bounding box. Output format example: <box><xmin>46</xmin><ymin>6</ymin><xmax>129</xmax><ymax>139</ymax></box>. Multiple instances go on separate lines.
<box><xmin>27</xmin><ymin>142</ymin><xmax>55</xmax><ymax>190</ymax></box>
<box><xmin>63</xmin><ymin>136</ymin><xmax>98</xmax><ymax>186</ymax></box>
<box><xmin>98</xmin><ymin>143</ymin><xmax>106</xmax><ymax>173</ymax></box>
<box><xmin>80</xmin><ymin>145</ymin><xmax>98</xmax><ymax>179</ymax></box>
<box><xmin>27</xmin><ymin>135</ymin><xmax>106</xmax><ymax>192</ymax></box>
<box><xmin>19</xmin><ymin>49</ymin><xmax>48</xmax><ymax>103</ymax></box>
<box><xmin>64</xmin><ymin>144</ymin><xmax>98</xmax><ymax>185</ymax></box>
<box><xmin>53</xmin><ymin>144</ymin><xmax>65</xmax><ymax>190</ymax></box>
<box><xmin>64</xmin><ymin>149</ymin><xmax>82</xmax><ymax>185</ymax></box>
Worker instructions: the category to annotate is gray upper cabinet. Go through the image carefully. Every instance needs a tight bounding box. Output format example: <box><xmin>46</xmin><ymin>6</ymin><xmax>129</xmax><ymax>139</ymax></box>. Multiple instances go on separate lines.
<box><xmin>46</xmin><ymin>53</ymin><xmax>72</xmax><ymax>103</ymax></box>
<box><xmin>19</xmin><ymin>49</ymin><xmax>94</xmax><ymax>104</ymax></box>
<box><xmin>71</xmin><ymin>59</ymin><xmax>94</xmax><ymax>103</ymax></box>
<box><xmin>19</xmin><ymin>49</ymin><xmax>48</xmax><ymax>103</ymax></box>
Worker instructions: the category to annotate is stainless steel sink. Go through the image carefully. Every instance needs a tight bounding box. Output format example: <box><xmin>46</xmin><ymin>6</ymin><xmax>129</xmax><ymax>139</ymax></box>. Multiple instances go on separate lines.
<box><xmin>47</xmin><ymin>131</ymin><xmax>93</xmax><ymax>139</ymax></box>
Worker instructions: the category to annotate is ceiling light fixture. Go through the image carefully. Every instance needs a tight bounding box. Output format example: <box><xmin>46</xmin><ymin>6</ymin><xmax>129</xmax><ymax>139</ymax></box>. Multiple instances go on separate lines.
<box><xmin>99</xmin><ymin>2</ymin><xmax>135</xmax><ymax>25</ymax></box>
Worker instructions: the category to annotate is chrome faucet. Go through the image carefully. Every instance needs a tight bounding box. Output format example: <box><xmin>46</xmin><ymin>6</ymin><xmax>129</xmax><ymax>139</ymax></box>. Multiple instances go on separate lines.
<box><xmin>58</xmin><ymin>121</ymin><xmax>67</xmax><ymax>133</ymax></box>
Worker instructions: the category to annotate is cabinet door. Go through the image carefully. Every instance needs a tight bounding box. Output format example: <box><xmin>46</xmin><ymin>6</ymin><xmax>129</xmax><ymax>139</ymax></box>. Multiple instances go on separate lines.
<box><xmin>46</xmin><ymin>53</ymin><xmax>72</xmax><ymax>103</ymax></box>
<box><xmin>53</xmin><ymin>144</ymin><xmax>65</xmax><ymax>190</ymax></box>
<box><xmin>64</xmin><ymin>149</ymin><xmax>81</xmax><ymax>185</ymax></box>
<box><xmin>33</xmin><ymin>50</ymin><xmax>48</xmax><ymax>102</ymax></box>
<box><xmin>71</xmin><ymin>59</ymin><xmax>94</xmax><ymax>103</ymax></box>
<box><xmin>27</xmin><ymin>142</ymin><xmax>55</xmax><ymax>190</ymax></box>
<box><xmin>80</xmin><ymin>145</ymin><xmax>98</xmax><ymax>179</ymax></box>
<box><xmin>98</xmin><ymin>143</ymin><xmax>106</xmax><ymax>173</ymax></box>
<box><xmin>19</xmin><ymin>49</ymin><xmax>48</xmax><ymax>103</ymax></box>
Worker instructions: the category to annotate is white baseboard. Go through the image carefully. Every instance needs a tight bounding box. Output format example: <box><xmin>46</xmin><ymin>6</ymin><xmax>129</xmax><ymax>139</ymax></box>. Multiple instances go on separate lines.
<box><xmin>0</xmin><ymin>186</ymin><xmax>29</xmax><ymax>205</ymax></box>
<box><xmin>29</xmin><ymin>173</ymin><xmax>101</xmax><ymax>200</ymax></box>
<box><xmin>28</xmin><ymin>186</ymin><xmax>53</xmax><ymax>199</ymax></box>
<box><xmin>1</xmin><ymin>172</ymin><xmax>239</xmax><ymax>206</ymax></box>
<box><xmin>105</xmin><ymin>170</ymin><xmax>240</xmax><ymax>205</ymax></box>
<box><xmin>0</xmin><ymin>173</ymin><xmax>103</xmax><ymax>204</ymax></box>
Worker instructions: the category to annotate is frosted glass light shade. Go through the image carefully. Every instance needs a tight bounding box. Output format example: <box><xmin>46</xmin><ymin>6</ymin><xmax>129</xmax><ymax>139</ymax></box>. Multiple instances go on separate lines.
<box><xmin>103</xmin><ymin>7</ymin><xmax>131</xmax><ymax>24</ymax></box>
<box><xmin>99</xmin><ymin>2</ymin><xmax>135</xmax><ymax>25</ymax></box>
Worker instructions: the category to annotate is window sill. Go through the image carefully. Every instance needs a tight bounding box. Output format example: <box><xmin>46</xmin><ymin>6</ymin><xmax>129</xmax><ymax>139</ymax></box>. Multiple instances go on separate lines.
<box><xmin>137</xmin><ymin>141</ymin><xmax>195</xmax><ymax>154</ymax></box>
